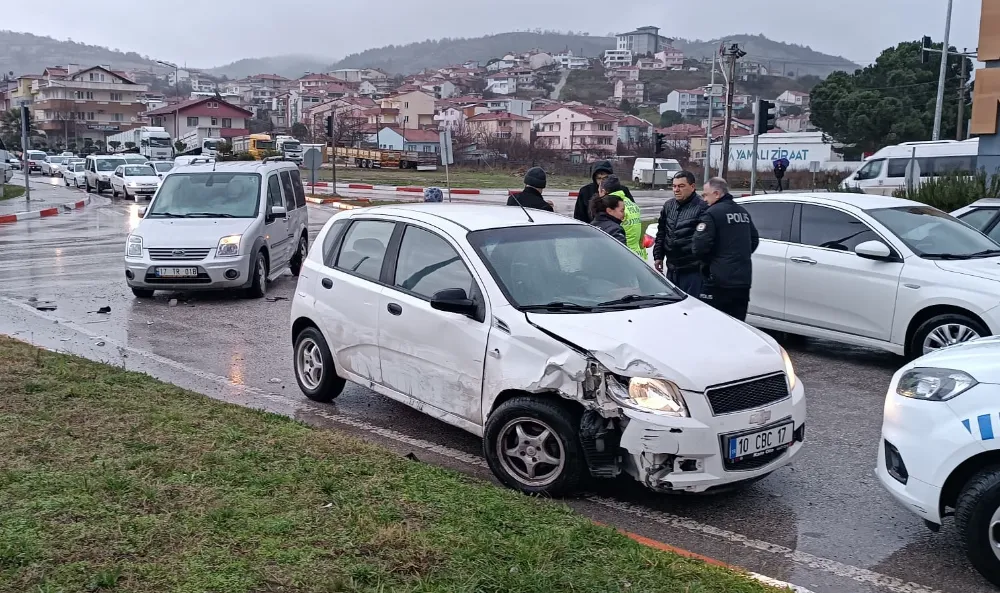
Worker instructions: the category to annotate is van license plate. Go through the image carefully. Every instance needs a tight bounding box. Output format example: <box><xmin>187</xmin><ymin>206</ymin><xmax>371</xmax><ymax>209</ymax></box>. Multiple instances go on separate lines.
<box><xmin>727</xmin><ymin>422</ymin><xmax>794</xmax><ymax>460</ymax></box>
<box><xmin>155</xmin><ymin>267</ymin><xmax>198</xmax><ymax>278</ymax></box>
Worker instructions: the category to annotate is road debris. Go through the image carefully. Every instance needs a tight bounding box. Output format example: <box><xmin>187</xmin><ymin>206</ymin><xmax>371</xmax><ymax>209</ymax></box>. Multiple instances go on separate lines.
<box><xmin>96</xmin><ymin>306</ymin><xmax>111</xmax><ymax>314</ymax></box>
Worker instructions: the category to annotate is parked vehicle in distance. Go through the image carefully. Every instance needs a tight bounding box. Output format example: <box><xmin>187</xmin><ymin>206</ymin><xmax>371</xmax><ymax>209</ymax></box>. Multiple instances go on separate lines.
<box><xmin>839</xmin><ymin>139</ymin><xmax>978</xmax><ymax>195</ymax></box>
<box><xmin>644</xmin><ymin>193</ymin><xmax>1000</xmax><ymax>358</ymax></box>
<box><xmin>176</xmin><ymin>130</ymin><xmax>227</xmax><ymax>159</ymax></box>
<box><xmin>148</xmin><ymin>161</ymin><xmax>174</xmax><ymax>179</ymax></box>
<box><xmin>289</xmin><ymin>204</ymin><xmax>806</xmax><ymax>497</ymax></box>
<box><xmin>25</xmin><ymin>150</ymin><xmax>48</xmax><ymax>173</ymax></box>
<box><xmin>41</xmin><ymin>155</ymin><xmax>70</xmax><ymax>176</ymax></box>
<box><xmin>121</xmin><ymin>154</ymin><xmax>149</xmax><ymax>165</ymax></box>
<box><xmin>125</xmin><ymin>160</ymin><xmax>310</xmax><ymax>299</ymax></box>
<box><xmin>273</xmin><ymin>135</ymin><xmax>303</xmax><ymax>165</ymax></box>
<box><xmin>106</xmin><ymin>127</ymin><xmax>173</xmax><ymax>160</ymax></box>
<box><xmin>951</xmin><ymin>198</ymin><xmax>1000</xmax><ymax>243</ymax></box>
<box><xmin>84</xmin><ymin>155</ymin><xmax>128</xmax><ymax>194</ymax></box>
<box><xmin>110</xmin><ymin>164</ymin><xmax>161</xmax><ymax>201</ymax></box>
<box><xmin>62</xmin><ymin>161</ymin><xmax>87</xmax><ymax>187</ymax></box>
<box><xmin>231</xmin><ymin>134</ymin><xmax>276</xmax><ymax>160</ymax></box>
<box><xmin>877</xmin><ymin>336</ymin><xmax>1000</xmax><ymax>587</ymax></box>
<box><xmin>632</xmin><ymin>157</ymin><xmax>682</xmax><ymax>185</ymax></box>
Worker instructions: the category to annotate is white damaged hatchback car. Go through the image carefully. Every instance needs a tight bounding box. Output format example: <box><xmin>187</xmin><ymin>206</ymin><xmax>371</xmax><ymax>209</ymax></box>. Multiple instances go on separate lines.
<box><xmin>290</xmin><ymin>204</ymin><xmax>806</xmax><ymax>495</ymax></box>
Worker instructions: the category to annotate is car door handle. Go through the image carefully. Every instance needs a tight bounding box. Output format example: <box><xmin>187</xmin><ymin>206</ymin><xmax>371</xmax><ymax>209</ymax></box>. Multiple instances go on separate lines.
<box><xmin>387</xmin><ymin>303</ymin><xmax>402</xmax><ymax>316</ymax></box>
<box><xmin>789</xmin><ymin>256</ymin><xmax>817</xmax><ymax>265</ymax></box>
<box><xmin>321</xmin><ymin>278</ymin><xmax>333</xmax><ymax>289</ymax></box>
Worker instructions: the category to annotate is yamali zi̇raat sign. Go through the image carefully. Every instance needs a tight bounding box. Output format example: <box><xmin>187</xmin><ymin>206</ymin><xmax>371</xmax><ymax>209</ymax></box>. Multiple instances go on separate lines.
<box><xmin>729</xmin><ymin>148</ymin><xmax>813</xmax><ymax>161</ymax></box>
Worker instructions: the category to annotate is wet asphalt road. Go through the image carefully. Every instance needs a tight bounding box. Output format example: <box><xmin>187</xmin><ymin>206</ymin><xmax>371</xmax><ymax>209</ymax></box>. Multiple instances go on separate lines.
<box><xmin>0</xmin><ymin>176</ymin><xmax>995</xmax><ymax>593</ymax></box>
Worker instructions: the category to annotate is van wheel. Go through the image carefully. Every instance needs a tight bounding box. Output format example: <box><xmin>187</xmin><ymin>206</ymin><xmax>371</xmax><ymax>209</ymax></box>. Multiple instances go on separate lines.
<box><xmin>85</xmin><ymin>181</ymin><xmax>92</xmax><ymax>193</ymax></box>
<box><xmin>908</xmin><ymin>313</ymin><xmax>987</xmax><ymax>359</ymax></box>
<box><xmin>290</xmin><ymin>235</ymin><xmax>308</xmax><ymax>276</ymax></box>
<box><xmin>483</xmin><ymin>396</ymin><xmax>585</xmax><ymax>497</ymax></box>
<box><xmin>954</xmin><ymin>468</ymin><xmax>1000</xmax><ymax>587</ymax></box>
<box><xmin>246</xmin><ymin>251</ymin><xmax>268</xmax><ymax>299</ymax></box>
<box><xmin>293</xmin><ymin>327</ymin><xmax>346</xmax><ymax>402</ymax></box>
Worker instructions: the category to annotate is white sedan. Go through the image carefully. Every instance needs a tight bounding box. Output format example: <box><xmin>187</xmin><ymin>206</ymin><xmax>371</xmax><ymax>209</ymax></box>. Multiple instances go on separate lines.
<box><xmin>110</xmin><ymin>164</ymin><xmax>160</xmax><ymax>202</ymax></box>
<box><xmin>877</xmin><ymin>336</ymin><xmax>1000</xmax><ymax>587</ymax></box>
<box><xmin>290</xmin><ymin>204</ymin><xmax>805</xmax><ymax>497</ymax></box>
<box><xmin>62</xmin><ymin>161</ymin><xmax>87</xmax><ymax>188</ymax></box>
<box><xmin>645</xmin><ymin>193</ymin><xmax>1000</xmax><ymax>358</ymax></box>
<box><xmin>40</xmin><ymin>156</ymin><xmax>70</xmax><ymax>176</ymax></box>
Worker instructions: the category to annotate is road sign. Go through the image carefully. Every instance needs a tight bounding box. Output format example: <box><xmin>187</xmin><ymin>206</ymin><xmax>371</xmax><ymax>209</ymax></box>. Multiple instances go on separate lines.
<box><xmin>809</xmin><ymin>161</ymin><xmax>820</xmax><ymax>173</ymax></box>
<box><xmin>439</xmin><ymin>130</ymin><xmax>454</xmax><ymax>166</ymax></box>
<box><xmin>303</xmin><ymin>147</ymin><xmax>322</xmax><ymax>171</ymax></box>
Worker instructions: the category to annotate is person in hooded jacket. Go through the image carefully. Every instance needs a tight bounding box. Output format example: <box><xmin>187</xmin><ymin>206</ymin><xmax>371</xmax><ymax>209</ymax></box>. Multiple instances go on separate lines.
<box><xmin>507</xmin><ymin>166</ymin><xmax>554</xmax><ymax>212</ymax></box>
<box><xmin>598</xmin><ymin>175</ymin><xmax>646</xmax><ymax>259</ymax></box>
<box><xmin>588</xmin><ymin>192</ymin><xmax>626</xmax><ymax>245</ymax></box>
<box><xmin>573</xmin><ymin>160</ymin><xmax>634</xmax><ymax>223</ymax></box>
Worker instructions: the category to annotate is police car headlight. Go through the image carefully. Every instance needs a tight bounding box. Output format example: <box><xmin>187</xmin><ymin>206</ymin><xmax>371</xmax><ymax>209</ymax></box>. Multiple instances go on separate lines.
<box><xmin>896</xmin><ymin>367</ymin><xmax>977</xmax><ymax>402</ymax></box>
<box><xmin>607</xmin><ymin>376</ymin><xmax>689</xmax><ymax>417</ymax></box>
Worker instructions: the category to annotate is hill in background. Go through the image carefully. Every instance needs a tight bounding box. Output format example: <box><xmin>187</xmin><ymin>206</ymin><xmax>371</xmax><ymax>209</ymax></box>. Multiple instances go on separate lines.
<box><xmin>0</xmin><ymin>30</ymin><xmax>160</xmax><ymax>76</ymax></box>
<box><xmin>204</xmin><ymin>55</ymin><xmax>333</xmax><ymax>79</ymax></box>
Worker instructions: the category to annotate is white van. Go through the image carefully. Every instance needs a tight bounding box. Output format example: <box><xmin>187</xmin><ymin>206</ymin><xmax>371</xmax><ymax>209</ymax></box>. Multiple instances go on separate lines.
<box><xmin>840</xmin><ymin>139</ymin><xmax>979</xmax><ymax>195</ymax></box>
<box><xmin>631</xmin><ymin>158</ymin><xmax>682</xmax><ymax>184</ymax></box>
<box><xmin>83</xmin><ymin>155</ymin><xmax>129</xmax><ymax>194</ymax></box>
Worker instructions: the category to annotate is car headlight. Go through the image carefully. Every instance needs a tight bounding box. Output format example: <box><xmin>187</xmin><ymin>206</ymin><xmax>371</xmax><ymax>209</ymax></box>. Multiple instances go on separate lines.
<box><xmin>896</xmin><ymin>367</ymin><xmax>977</xmax><ymax>402</ymax></box>
<box><xmin>216</xmin><ymin>235</ymin><xmax>242</xmax><ymax>257</ymax></box>
<box><xmin>606</xmin><ymin>376</ymin><xmax>688</xmax><ymax>416</ymax></box>
<box><xmin>780</xmin><ymin>346</ymin><xmax>797</xmax><ymax>391</ymax></box>
<box><xmin>126</xmin><ymin>235</ymin><xmax>143</xmax><ymax>258</ymax></box>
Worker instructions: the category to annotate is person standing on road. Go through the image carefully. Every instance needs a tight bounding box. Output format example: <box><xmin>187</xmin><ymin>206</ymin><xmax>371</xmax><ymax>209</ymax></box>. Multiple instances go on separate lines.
<box><xmin>573</xmin><ymin>160</ymin><xmax>634</xmax><ymax>223</ymax></box>
<box><xmin>652</xmin><ymin>171</ymin><xmax>708</xmax><ymax>296</ymax></box>
<box><xmin>598</xmin><ymin>175</ymin><xmax>646</xmax><ymax>259</ymax></box>
<box><xmin>691</xmin><ymin>177</ymin><xmax>759</xmax><ymax>322</ymax></box>
<box><xmin>507</xmin><ymin>167</ymin><xmax>554</xmax><ymax>212</ymax></box>
<box><xmin>588</xmin><ymin>192</ymin><xmax>627</xmax><ymax>245</ymax></box>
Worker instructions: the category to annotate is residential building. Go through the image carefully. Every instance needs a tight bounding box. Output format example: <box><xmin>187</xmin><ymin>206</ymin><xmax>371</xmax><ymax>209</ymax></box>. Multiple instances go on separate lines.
<box><xmin>661</xmin><ymin>89</ymin><xmax>707</xmax><ymax>117</ymax></box>
<box><xmin>420</xmin><ymin>80</ymin><xmax>458</xmax><ymax>99</ymax></box>
<box><xmin>616</xmin><ymin>26</ymin><xmax>671</xmax><ymax>57</ymax></box>
<box><xmin>327</xmin><ymin>69</ymin><xmax>365</xmax><ymax>83</ymax></box>
<box><xmin>485</xmin><ymin>74</ymin><xmax>517</xmax><ymax>96</ymax></box>
<box><xmin>466</xmin><ymin>111</ymin><xmax>532</xmax><ymax>143</ymax></box>
<box><xmin>167</xmin><ymin>68</ymin><xmax>191</xmax><ymax>86</ymax></box>
<box><xmin>617</xmin><ymin>115</ymin><xmax>654</xmax><ymax>146</ymax></box>
<box><xmin>534</xmin><ymin>106</ymin><xmax>618</xmax><ymax>154</ymax></box>
<box><xmin>374</xmin><ymin>127</ymin><xmax>441</xmax><ymax>153</ymax></box>
<box><xmin>144</xmin><ymin>96</ymin><xmax>251</xmax><ymax>143</ymax></box>
<box><xmin>434</xmin><ymin>104</ymin><xmax>478</xmax><ymax>132</ymax></box>
<box><xmin>364</xmin><ymin>106</ymin><xmax>400</xmax><ymax>127</ymax></box>
<box><xmin>738</xmin><ymin>61</ymin><xmax>769</xmax><ymax>81</ymax></box>
<box><xmin>9</xmin><ymin>74</ymin><xmax>41</xmax><ymax>107</ymax></box>
<box><xmin>776</xmin><ymin>90</ymin><xmax>810</xmax><ymax>107</ymax></box>
<box><xmin>380</xmin><ymin>90</ymin><xmax>435</xmax><ymax>129</ymax></box>
<box><xmin>636</xmin><ymin>58</ymin><xmax>667</xmax><ymax>71</ymax></box>
<box><xmin>189</xmin><ymin>73</ymin><xmax>216</xmax><ymax>93</ymax></box>
<box><xmin>655</xmin><ymin>47</ymin><xmax>685</xmax><ymax>68</ymax></box>
<box><xmin>485</xmin><ymin>98</ymin><xmax>531</xmax><ymax>117</ymax></box>
<box><xmin>776</xmin><ymin>113</ymin><xmax>815</xmax><ymax>133</ymax></box>
<box><xmin>614</xmin><ymin>79</ymin><xmax>645</xmax><ymax>102</ymax></box>
<box><xmin>486</xmin><ymin>58</ymin><xmax>518</xmax><ymax>72</ymax></box>
<box><xmin>297</xmin><ymin>73</ymin><xmax>339</xmax><ymax>92</ymax></box>
<box><xmin>554</xmin><ymin>51</ymin><xmax>590</xmax><ymax>70</ymax></box>
<box><xmin>30</xmin><ymin>65</ymin><xmax>150</xmax><ymax>144</ymax></box>
<box><xmin>690</xmin><ymin>136</ymin><xmax>708</xmax><ymax>162</ymax></box>
<box><xmin>286</xmin><ymin>90</ymin><xmax>324</xmax><ymax>124</ymax></box>
<box><xmin>358</xmin><ymin>80</ymin><xmax>379</xmax><ymax>96</ymax></box>
<box><xmin>247</xmin><ymin>74</ymin><xmax>289</xmax><ymax>89</ymax></box>
<box><xmin>603</xmin><ymin>49</ymin><xmax>633</xmax><ymax>69</ymax></box>
<box><xmin>612</xmin><ymin>66</ymin><xmax>641</xmax><ymax>81</ymax></box>
<box><xmin>526</xmin><ymin>52</ymin><xmax>555</xmax><ymax>70</ymax></box>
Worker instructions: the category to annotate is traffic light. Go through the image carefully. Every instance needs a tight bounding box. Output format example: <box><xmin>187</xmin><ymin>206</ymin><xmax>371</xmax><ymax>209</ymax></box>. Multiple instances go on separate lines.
<box><xmin>325</xmin><ymin>115</ymin><xmax>333</xmax><ymax>137</ymax></box>
<box><xmin>755</xmin><ymin>99</ymin><xmax>776</xmax><ymax>133</ymax></box>
<box><xmin>654</xmin><ymin>133</ymin><xmax>665</xmax><ymax>155</ymax></box>
<box><xmin>921</xmin><ymin>36</ymin><xmax>932</xmax><ymax>64</ymax></box>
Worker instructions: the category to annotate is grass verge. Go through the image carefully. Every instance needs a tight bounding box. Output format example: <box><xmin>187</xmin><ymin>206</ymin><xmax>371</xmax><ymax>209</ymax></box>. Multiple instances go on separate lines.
<box><xmin>0</xmin><ymin>337</ymin><xmax>786</xmax><ymax>593</ymax></box>
<box><xmin>334</xmin><ymin>167</ymin><xmax>591</xmax><ymax>190</ymax></box>
<box><xmin>2</xmin><ymin>184</ymin><xmax>26</xmax><ymax>201</ymax></box>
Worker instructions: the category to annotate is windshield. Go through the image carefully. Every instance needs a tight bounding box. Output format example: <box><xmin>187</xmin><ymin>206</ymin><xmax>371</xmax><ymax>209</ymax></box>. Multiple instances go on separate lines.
<box><xmin>868</xmin><ymin>206</ymin><xmax>1000</xmax><ymax>259</ymax></box>
<box><xmin>255</xmin><ymin>140</ymin><xmax>276</xmax><ymax>150</ymax></box>
<box><xmin>467</xmin><ymin>224</ymin><xmax>684</xmax><ymax>310</ymax></box>
<box><xmin>204</xmin><ymin>139</ymin><xmax>223</xmax><ymax>149</ymax></box>
<box><xmin>28</xmin><ymin>152</ymin><xmax>46</xmax><ymax>160</ymax></box>
<box><xmin>147</xmin><ymin>173</ymin><xmax>261</xmax><ymax>218</ymax></box>
<box><xmin>152</xmin><ymin>162</ymin><xmax>173</xmax><ymax>172</ymax></box>
<box><xmin>281</xmin><ymin>141</ymin><xmax>301</xmax><ymax>151</ymax></box>
<box><xmin>124</xmin><ymin>156</ymin><xmax>148</xmax><ymax>164</ymax></box>
<box><xmin>148</xmin><ymin>136</ymin><xmax>172</xmax><ymax>147</ymax></box>
<box><xmin>49</xmin><ymin>157</ymin><xmax>67</xmax><ymax>164</ymax></box>
<box><xmin>125</xmin><ymin>165</ymin><xmax>156</xmax><ymax>176</ymax></box>
<box><xmin>96</xmin><ymin>159</ymin><xmax>127</xmax><ymax>171</ymax></box>
<box><xmin>72</xmin><ymin>164</ymin><xmax>85</xmax><ymax>172</ymax></box>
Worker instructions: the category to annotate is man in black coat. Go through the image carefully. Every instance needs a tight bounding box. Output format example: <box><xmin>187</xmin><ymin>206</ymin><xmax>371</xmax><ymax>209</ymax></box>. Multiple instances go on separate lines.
<box><xmin>691</xmin><ymin>177</ymin><xmax>759</xmax><ymax>322</ymax></box>
<box><xmin>652</xmin><ymin>170</ymin><xmax>708</xmax><ymax>296</ymax></box>
<box><xmin>507</xmin><ymin>167</ymin><xmax>554</xmax><ymax>212</ymax></box>
<box><xmin>573</xmin><ymin>160</ymin><xmax>634</xmax><ymax>223</ymax></box>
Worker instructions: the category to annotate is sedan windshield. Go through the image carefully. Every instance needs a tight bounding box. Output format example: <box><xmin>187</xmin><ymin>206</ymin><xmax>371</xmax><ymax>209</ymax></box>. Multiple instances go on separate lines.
<box><xmin>124</xmin><ymin>165</ymin><xmax>156</xmax><ymax>176</ymax></box>
<box><xmin>868</xmin><ymin>206</ymin><xmax>1000</xmax><ymax>259</ymax></box>
<box><xmin>147</xmin><ymin>173</ymin><xmax>261</xmax><ymax>218</ymax></box>
<box><xmin>124</xmin><ymin>156</ymin><xmax>148</xmax><ymax>164</ymax></box>
<box><xmin>467</xmin><ymin>224</ymin><xmax>684</xmax><ymax>311</ymax></box>
<box><xmin>49</xmin><ymin>157</ymin><xmax>67</xmax><ymax>164</ymax></box>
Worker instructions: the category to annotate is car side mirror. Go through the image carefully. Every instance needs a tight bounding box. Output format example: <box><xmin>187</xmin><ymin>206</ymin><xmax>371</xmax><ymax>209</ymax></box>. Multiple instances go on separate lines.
<box><xmin>431</xmin><ymin>288</ymin><xmax>477</xmax><ymax>316</ymax></box>
<box><xmin>855</xmin><ymin>240</ymin><xmax>895</xmax><ymax>261</ymax></box>
<box><xmin>269</xmin><ymin>205</ymin><xmax>287</xmax><ymax>219</ymax></box>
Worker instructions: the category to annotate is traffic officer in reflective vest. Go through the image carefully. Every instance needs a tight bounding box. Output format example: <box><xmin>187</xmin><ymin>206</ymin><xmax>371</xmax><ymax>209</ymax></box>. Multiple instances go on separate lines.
<box><xmin>691</xmin><ymin>177</ymin><xmax>759</xmax><ymax>321</ymax></box>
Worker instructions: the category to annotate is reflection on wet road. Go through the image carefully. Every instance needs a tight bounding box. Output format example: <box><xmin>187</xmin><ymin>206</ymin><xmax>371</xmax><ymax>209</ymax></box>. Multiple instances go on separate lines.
<box><xmin>0</xmin><ymin>193</ymin><xmax>993</xmax><ymax>593</ymax></box>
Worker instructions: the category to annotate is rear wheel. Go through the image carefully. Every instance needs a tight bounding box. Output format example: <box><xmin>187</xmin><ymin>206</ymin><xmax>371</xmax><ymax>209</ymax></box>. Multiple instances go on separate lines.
<box><xmin>131</xmin><ymin>287</ymin><xmax>154</xmax><ymax>298</ymax></box>
<box><xmin>908</xmin><ymin>313</ymin><xmax>987</xmax><ymax>358</ymax></box>
<box><xmin>289</xmin><ymin>235</ymin><xmax>307</xmax><ymax>276</ymax></box>
<box><xmin>85</xmin><ymin>180</ymin><xmax>92</xmax><ymax>193</ymax></box>
<box><xmin>112</xmin><ymin>186</ymin><xmax>119</xmax><ymax>197</ymax></box>
<box><xmin>955</xmin><ymin>468</ymin><xmax>1000</xmax><ymax>587</ymax></box>
<box><xmin>246</xmin><ymin>251</ymin><xmax>268</xmax><ymax>299</ymax></box>
<box><xmin>293</xmin><ymin>327</ymin><xmax>346</xmax><ymax>402</ymax></box>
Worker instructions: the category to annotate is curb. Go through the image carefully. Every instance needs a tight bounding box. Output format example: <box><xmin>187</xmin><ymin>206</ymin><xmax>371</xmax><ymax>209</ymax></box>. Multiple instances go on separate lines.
<box><xmin>307</xmin><ymin>182</ymin><xmax>582</xmax><ymax>198</ymax></box>
<box><xmin>0</xmin><ymin>196</ymin><xmax>91</xmax><ymax>225</ymax></box>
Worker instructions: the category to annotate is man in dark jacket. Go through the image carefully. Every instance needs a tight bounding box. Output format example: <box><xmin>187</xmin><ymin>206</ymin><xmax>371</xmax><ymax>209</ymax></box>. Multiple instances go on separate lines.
<box><xmin>507</xmin><ymin>167</ymin><xmax>554</xmax><ymax>212</ymax></box>
<box><xmin>691</xmin><ymin>177</ymin><xmax>759</xmax><ymax>321</ymax></box>
<box><xmin>573</xmin><ymin>160</ymin><xmax>633</xmax><ymax>223</ymax></box>
<box><xmin>653</xmin><ymin>170</ymin><xmax>707</xmax><ymax>295</ymax></box>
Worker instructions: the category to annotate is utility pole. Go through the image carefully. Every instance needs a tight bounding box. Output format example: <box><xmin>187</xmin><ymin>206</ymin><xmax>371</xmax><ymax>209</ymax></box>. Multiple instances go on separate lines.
<box><xmin>957</xmin><ymin>47</ymin><xmax>967</xmax><ymax>141</ymax></box>
<box><xmin>932</xmin><ymin>0</ymin><xmax>953</xmax><ymax>141</ymax></box>
<box><xmin>719</xmin><ymin>43</ymin><xmax>745</xmax><ymax>178</ymax></box>
<box><xmin>704</xmin><ymin>53</ymin><xmax>716</xmax><ymax>185</ymax></box>
<box><xmin>20</xmin><ymin>102</ymin><xmax>31</xmax><ymax>203</ymax></box>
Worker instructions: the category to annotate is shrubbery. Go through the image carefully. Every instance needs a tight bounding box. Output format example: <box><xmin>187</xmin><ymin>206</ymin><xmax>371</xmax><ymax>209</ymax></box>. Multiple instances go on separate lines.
<box><xmin>892</xmin><ymin>169</ymin><xmax>1000</xmax><ymax>211</ymax></box>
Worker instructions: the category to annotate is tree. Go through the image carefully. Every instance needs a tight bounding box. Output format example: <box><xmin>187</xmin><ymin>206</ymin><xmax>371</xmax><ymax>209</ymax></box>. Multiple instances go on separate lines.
<box><xmin>618</xmin><ymin>98</ymin><xmax>639</xmax><ymax>116</ymax></box>
<box><xmin>0</xmin><ymin>108</ymin><xmax>39</xmax><ymax>151</ymax></box>
<box><xmin>810</xmin><ymin>39</ymin><xmax>973</xmax><ymax>154</ymax></box>
<box><xmin>108</xmin><ymin>140</ymin><xmax>122</xmax><ymax>152</ymax></box>
<box><xmin>291</xmin><ymin>122</ymin><xmax>310</xmax><ymax>141</ymax></box>
<box><xmin>658</xmin><ymin>110</ymin><xmax>683</xmax><ymax>127</ymax></box>
<box><xmin>174</xmin><ymin>140</ymin><xmax>187</xmax><ymax>154</ymax></box>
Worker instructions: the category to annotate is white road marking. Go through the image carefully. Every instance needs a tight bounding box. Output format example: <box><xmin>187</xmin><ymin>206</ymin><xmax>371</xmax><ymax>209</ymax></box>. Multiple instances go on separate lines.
<box><xmin>0</xmin><ymin>296</ymin><xmax>939</xmax><ymax>593</ymax></box>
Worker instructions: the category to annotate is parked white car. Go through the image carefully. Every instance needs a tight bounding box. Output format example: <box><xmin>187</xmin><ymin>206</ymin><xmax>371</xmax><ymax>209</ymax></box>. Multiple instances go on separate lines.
<box><xmin>110</xmin><ymin>164</ymin><xmax>161</xmax><ymax>201</ymax></box>
<box><xmin>41</xmin><ymin>155</ymin><xmax>70</xmax><ymax>176</ymax></box>
<box><xmin>877</xmin><ymin>336</ymin><xmax>1000</xmax><ymax>587</ymax></box>
<box><xmin>62</xmin><ymin>161</ymin><xmax>87</xmax><ymax>188</ymax></box>
<box><xmin>290</xmin><ymin>204</ymin><xmax>806</xmax><ymax>496</ymax></box>
<box><xmin>645</xmin><ymin>193</ymin><xmax>1000</xmax><ymax>358</ymax></box>
<box><xmin>951</xmin><ymin>198</ymin><xmax>1000</xmax><ymax>243</ymax></box>
<box><xmin>148</xmin><ymin>160</ymin><xmax>174</xmax><ymax>179</ymax></box>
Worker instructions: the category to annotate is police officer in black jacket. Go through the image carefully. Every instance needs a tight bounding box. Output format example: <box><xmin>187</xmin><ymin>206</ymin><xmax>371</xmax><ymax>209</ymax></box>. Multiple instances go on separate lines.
<box><xmin>653</xmin><ymin>170</ymin><xmax>708</xmax><ymax>295</ymax></box>
<box><xmin>691</xmin><ymin>177</ymin><xmax>759</xmax><ymax>321</ymax></box>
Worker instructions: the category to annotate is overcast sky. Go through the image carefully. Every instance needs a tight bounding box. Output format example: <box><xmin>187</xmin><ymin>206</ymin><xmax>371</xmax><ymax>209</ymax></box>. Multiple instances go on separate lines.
<box><xmin>4</xmin><ymin>0</ymin><xmax>984</xmax><ymax>68</ymax></box>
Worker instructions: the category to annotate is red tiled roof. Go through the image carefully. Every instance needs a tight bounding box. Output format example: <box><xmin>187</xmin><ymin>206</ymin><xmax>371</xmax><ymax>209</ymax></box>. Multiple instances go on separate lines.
<box><xmin>618</xmin><ymin>115</ymin><xmax>652</xmax><ymax>127</ymax></box>
<box><xmin>658</xmin><ymin>123</ymin><xmax>703</xmax><ymax>137</ymax></box>
<box><xmin>467</xmin><ymin>112</ymin><xmax>531</xmax><ymax>122</ymax></box>
<box><xmin>298</xmin><ymin>73</ymin><xmax>338</xmax><ymax>81</ymax></box>
<box><xmin>402</xmin><ymin>128</ymin><xmax>441</xmax><ymax>143</ymax></box>
<box><xmin>143</xmin><ymin>96</ymin><xmax>252</xmax><ymax>116</ymax></box>
<box><xmin>321</xmin><ymin>83</ymin><xmax>351</xmax><ymax>94</ymax></box>
<box><xmin>254</xmin><ymin>73</ymin><xmax>288</xmax><ymax>80</ymax></box>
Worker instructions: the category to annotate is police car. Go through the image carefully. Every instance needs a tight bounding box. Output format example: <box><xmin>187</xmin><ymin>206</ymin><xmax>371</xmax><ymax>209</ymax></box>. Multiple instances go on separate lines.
<box><xmin>877</xmin><ymin>336</ymin><xmax>1000</xmax><ymax>587</ymax></box>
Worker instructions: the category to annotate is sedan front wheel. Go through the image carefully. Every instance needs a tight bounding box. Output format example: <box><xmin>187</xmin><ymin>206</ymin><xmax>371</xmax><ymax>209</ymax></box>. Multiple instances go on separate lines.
<box><xmin>910</xmin><ymin>313</ymin><xmax>987</xmax><ymax>358</ymax></box>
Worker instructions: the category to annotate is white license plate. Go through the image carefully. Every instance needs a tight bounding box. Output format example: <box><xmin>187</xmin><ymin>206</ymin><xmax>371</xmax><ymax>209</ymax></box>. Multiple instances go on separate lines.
<box><xmin>154</xmin><ymin>267</ymin><xmax>198</xmax><ymax>278</ymax></box>
<box><xmin>727</xmin><ymin>422</ymin><xmax>794</xmax><ymax>460</ymax></box>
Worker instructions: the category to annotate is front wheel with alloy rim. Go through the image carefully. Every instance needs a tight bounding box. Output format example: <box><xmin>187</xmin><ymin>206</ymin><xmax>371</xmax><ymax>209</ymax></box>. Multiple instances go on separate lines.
<box><xmin>954</xmin><ymin>468</ymin><xmax>1000</xmax><ymax>587</ymax></box>
<box><xmin>290</xmin><ymin>235</ymin><xmax>307</xmax><ymax>276</ymax></box>
<box><xmin>293</xmin><ymin>327</ymin><xmax>346</xmax><ymax>402</ymax></box>
<box><xmin>246</xmin><ymin>251</ymin><xmax>268</xmax><ymax>299</ymax></box>
<box><xmin>483</xmin><ymin>396</ymin><xmax>585</xmax><ymax>496</ymax></box>
<box><xmin>909</xmin><ymin>313</ymin><xmax>987</xmax><ymax>358</ymax></box>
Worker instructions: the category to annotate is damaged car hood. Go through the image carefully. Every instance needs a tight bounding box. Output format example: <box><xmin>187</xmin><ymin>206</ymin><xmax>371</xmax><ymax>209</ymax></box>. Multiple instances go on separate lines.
<box><xmin>526</xmin><ymin>297</ymin><xmax>784</xmax><ymax>391</ymax></box>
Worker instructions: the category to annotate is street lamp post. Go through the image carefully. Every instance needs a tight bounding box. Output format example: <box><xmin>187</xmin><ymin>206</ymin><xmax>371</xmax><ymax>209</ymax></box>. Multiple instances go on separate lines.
<box><xmin>155</xmin><ymin>59</ymin><xmax>181</xmax><ymax>148</ymax></box>
<box><xmin>932</xmin><ymin>0</ymin><xmax>954</xmax><ymax>141</ymax></box>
